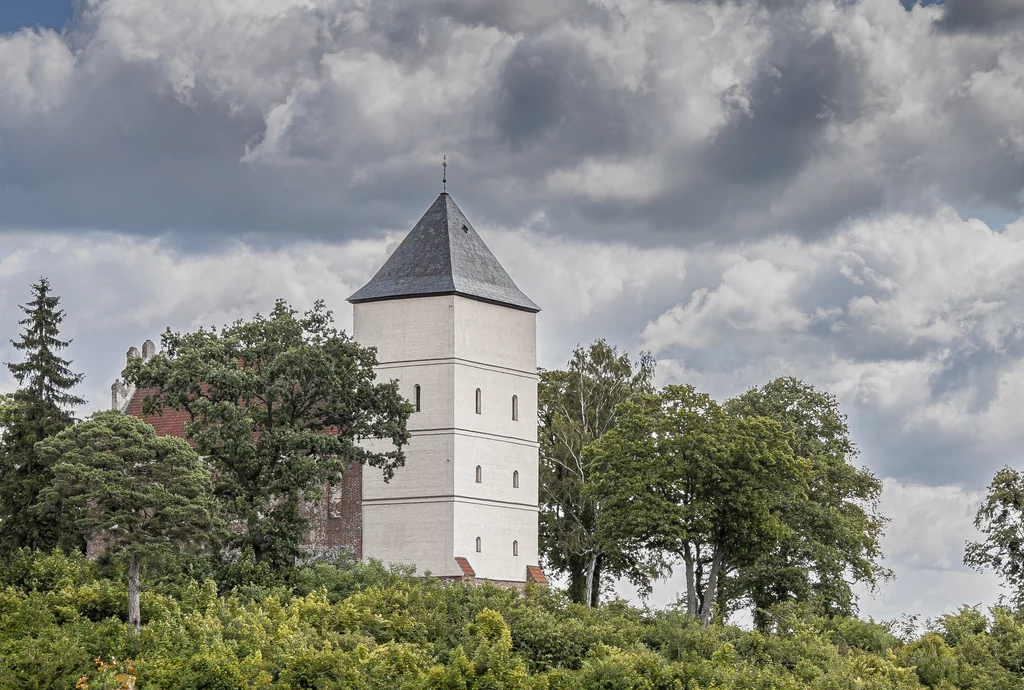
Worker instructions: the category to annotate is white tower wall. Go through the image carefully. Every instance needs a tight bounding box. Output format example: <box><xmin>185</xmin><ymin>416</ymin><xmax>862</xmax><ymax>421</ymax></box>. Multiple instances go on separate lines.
<box><xmin>355</xmin><ymin>294</ymin><xmax>539</xmax><ymax>581</ymax></box>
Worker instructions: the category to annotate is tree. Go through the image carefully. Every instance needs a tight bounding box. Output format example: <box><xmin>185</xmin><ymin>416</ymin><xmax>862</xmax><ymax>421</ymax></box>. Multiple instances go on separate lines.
<box><xmin>0</xmin><ymin>277</ymin><xmax>86</xmax><ymax>552</ymax></box>
<box><xmin>588</xmin><ymin>385</ymin><xmax>807</xmax><ymax>625</ymax></box>
<box><xmin>36</xmin><ymin>410</ymin><xmax>218</xmax><ymax>630</ymax></box>
<box><xmin>721</xmin><ymin>377</ymin><xmax>890</xmax><ymax>627</ymax></box>
<box><xmin>965</xmin><ymin>467</ymin><xmax>1024</xmax><ymax>608</ymax></box>
<box><xmin>537</xmin><ymin>339</ymin><xmax>655</xmax><ymax>607</ymax></box>
<box><xmin>124</xmin><ymin>299</ymin><xmax>412</xmax><ymax>568</ymax></box>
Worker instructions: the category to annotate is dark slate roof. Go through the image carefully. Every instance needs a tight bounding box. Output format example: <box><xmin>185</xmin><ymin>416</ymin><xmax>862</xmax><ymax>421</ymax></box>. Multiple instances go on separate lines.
<box><xmin>348</xmin><ymin>193</ymin><xmax>540</xmax><ymax>312</ymax></box>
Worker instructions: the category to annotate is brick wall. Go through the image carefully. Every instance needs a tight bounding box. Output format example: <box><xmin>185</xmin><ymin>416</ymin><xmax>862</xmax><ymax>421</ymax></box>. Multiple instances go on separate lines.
<box><xmin>303</xmin><ymin>461</ymin><xmax>363</xmax><ymax>560</ymax></box>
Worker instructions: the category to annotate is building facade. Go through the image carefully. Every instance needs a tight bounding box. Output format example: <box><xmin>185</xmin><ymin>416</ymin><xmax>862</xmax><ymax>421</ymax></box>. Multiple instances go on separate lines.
<box><xmin>113</xmin><ymin>192</ymin><xmax>545</xmax><ymax>584</ymax></box>
<box><xmin>349</xmin><ymin>191</ymin><xmax>542</xmax><ymax>583</ymax></box>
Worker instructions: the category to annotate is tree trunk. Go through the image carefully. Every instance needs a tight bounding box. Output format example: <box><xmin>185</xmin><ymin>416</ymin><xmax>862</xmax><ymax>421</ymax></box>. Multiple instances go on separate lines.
<box><xmin>589</xmin><ymin>554</ymin><xmax>603</xmax><ymax>608</ymax></box>
<box><xmin>127</xmin><ymin>554</ymin><xmax>141</xmax><ymax>632</ymax></box>
<box><xmin>684</xmin><ymin>549</ymin><xmax>697</xmax><ymax>618</ymax></box>
<box><xmin>249</xmin><ymin>516</ymin><xmax>265</xmax><ymax>564</ymax></box>
<box><xmin>566</xmin><ymin>555</ymin><xmax>588</xmax><ymax>605</ymax></box>
<box><xmin>584</xmin><ymin>552</ymin><xmax>599</xmax><ymax>608</ymax></box>
<box><xmin>699</xmin><ymin>550</ymin><xmax>725</xmax><ymax>627</ymax></box>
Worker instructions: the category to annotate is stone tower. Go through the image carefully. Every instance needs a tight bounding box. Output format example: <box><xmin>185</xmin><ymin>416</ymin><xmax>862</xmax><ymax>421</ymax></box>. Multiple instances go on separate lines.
<box><xmin>349</xmin><ymin>192</ymin><xmax>543</xmax><ymax>583</ymax></box>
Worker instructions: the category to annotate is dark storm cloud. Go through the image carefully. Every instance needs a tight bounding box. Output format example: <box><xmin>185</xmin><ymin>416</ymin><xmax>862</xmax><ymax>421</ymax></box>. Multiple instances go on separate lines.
<box><xmin>0</xmin><ymin>0</ymin><xmax>1022</xmax><ymax>248</ymax></box>
<box><xmin>540</xmin><ymin>16</ymin><xmax>879</xmax><ymax>242</ymax></box>
<box><xmin>675</xmin><ymin>26</ymin><xmax>870</xmax><ymax>239</ymax></box>
<box><xmin>672</xmin><ymin>0</ymin><xmax>860</xmax><ymax>8</ymax></box>
<box><xmin>433</xmin><ymin>0</ymin><xmax>608</xmax><ymax>32</ymax></box>
<box><xmin>937</xmin><ymin>0</ymin><xmax>1024</xmax><ymax>33</ymax></box>
<box><xmin>0</xmin><ymin>62</ymin><xmax>269</xmax><ymax>240</ymax></box>
<box><xmin>706</xmin><ymin>34</ymin><xmax>861</xmax><ymax>184</ymax></box>
<box><xmin>494</xmin><ymin>34</ymin><xmax>649</xmax><ymax>158</ymax></box>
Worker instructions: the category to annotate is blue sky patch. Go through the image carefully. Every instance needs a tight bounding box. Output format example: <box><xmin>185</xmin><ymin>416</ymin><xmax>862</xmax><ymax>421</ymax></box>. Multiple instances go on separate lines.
<box><xmin>0</xmin><ymin>0</ymin><xmax>73</xmax><ymax>35</ymax></box>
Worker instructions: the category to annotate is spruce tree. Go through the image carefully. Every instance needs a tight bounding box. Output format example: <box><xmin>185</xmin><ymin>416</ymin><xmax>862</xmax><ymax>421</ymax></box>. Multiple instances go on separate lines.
<box><xmin>0</xmin><ymin>277</ymin><xmax>86</xmax><ymax>552</ymax></box>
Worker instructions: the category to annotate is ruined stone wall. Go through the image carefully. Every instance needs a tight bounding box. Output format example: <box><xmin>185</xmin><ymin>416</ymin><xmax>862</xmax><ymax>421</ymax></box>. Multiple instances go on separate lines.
<box><xmin>302</xmin><ymin>461</ymin><xmax>363</xmax><ymax>560</ymax></box>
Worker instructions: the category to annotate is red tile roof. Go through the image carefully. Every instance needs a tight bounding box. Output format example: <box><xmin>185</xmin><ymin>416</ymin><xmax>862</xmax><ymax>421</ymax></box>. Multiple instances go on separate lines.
<box><xmin>124</xmin><ymin>387</ymin><xmax>191</xmax><ymax>439</ymax></box>
<box><xmin>454</xmin><ymin>557</ymin><xmax>476</xmax><ymax>578</ymax></box>
<box><xmin>526</xmin><ymin>565</ymin><xmax>547</xmax><ymax>585</ymax></box>
<box><xmin>125</xmin><ymin>386</ymin><xmax>346</xmax><ymax>445</ymax></box>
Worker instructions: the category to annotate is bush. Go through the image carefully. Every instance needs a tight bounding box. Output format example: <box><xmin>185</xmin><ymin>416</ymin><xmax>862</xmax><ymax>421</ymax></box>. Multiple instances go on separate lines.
<box><xmin>0</xmin><ymin>550</ymin><xmax>1021</xmax><ymax>688</ymax></box>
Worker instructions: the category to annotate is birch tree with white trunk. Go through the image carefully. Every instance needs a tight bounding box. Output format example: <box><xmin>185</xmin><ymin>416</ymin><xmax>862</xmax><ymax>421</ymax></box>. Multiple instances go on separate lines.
<box><xmin>538</xmin><ymin>340</ymin><xmax>654</xmax><ymax>607</ymax></box>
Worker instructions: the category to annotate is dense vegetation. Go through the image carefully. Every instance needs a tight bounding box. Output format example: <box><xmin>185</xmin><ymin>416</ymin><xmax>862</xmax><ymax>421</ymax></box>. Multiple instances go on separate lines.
<box><xmin>537</xmin><ymin>343</ymin><xmax>888</xmax><ymax>619</ymax></box>
<box><xmin>2</xmin><ymin>549</ymin><xmax>1023</xmax><ymax>690</ymax></box>
<box><xmin>124</xmin><ymin>299</ymin><xmax>412</xmax><ymax>569</ymax></box>
<box><xmin>4</xmin><ymin>278</ymin><xmax>1024</xmax><ymax>688</ymax></box>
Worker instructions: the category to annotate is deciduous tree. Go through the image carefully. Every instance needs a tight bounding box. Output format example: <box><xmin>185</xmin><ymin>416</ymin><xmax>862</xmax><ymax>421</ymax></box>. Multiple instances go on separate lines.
<box><xmin>125</xmin><ymin>299</ymin><xmax>411</xmax><ymax>568</ymax></box>
<box><xmin>36</xmin><ymin>410</ymin><xmax>217</xmax><ymax>630</ymax></box>
<box><xmin>965</xmin><ymin>466</ymin><xmax>1024</xmax><ymax>608</ymax></box>
<box><xmin>538</xmin><ymin>339</ymin><xmax>654</xmax><ymax>606</ymax></box>
<box><xmin>722</xmin><ymin>377</ymin><xmax>890</xmax><ymax>627</ymax></box>
<box><xmin>0</xmin><ymin>277</ymin><xmax>85</xmax><ymax>552</ymax></box>
<box><xmin>588</xmin><ymin>385</ymin><xmax>807</xmax><ymax>625</ymax></box>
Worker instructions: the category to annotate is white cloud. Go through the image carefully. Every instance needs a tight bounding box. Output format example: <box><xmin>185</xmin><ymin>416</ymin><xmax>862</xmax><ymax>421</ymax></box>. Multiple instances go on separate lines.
<box><xmin>0</xmin><ymin>231</ymin><xmax>394</xmax><ymax>405</ymax></box>
<box><xmin>852</xmin><ymin>479</ymin><xmax>1005</xmax><ymax>622</ymax></box>
<box><xmin>0</xmin><ymin>28</ymin><xmax>74</xmax><ymax>123</ymax></box>
<box><xmin>0</xmin><ymin>222</ymin><xmax>689</xmax><ymax>411</ymax></box>
<box><xmin>638</xmin><ymin>208</ymin><xmax>1024</xmax><ymax>483</ymax></box>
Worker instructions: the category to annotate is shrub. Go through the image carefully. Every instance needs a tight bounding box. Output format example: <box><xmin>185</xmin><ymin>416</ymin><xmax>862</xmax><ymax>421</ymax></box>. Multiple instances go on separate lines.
<box><xmin>0</xmin><ymin>550</ymin><xmax>1021</xmax><ymax>689</ymax></box>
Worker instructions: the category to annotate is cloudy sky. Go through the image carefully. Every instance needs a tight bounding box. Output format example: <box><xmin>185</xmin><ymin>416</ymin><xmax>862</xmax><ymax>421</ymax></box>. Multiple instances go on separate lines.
<box><xmin>3</xmin><ymin>0</ymin><xmax>1023</xmax><ymax>622</ymax></box>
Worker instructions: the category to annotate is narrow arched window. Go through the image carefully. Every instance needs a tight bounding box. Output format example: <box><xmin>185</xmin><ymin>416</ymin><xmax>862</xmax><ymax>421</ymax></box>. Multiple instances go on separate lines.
<box><xmin>475</xmin><ymin>465</ymin><xmax>482</xmax><ymax>483</ymax></box>
<box><xmin>414</xmin><ymin>384</ymin><xmax>421</xmax><ymax>412</ymax></box>
<box><xmin>476</xmin><ymin>537</ymin><xmax>482</xmax><ymax>552</ymax></box>
<box><xmin>513</xmin><ymin>540</ymin><xmax>519</xmax><ymax>556</ymax></box>
<box><xmin>513</xmin><ymin>470</ymin><xmax>519</xmax><ymax>488</ymax></box>
<box><xmin>475</xmin><ymin>388</ymin><xmax>482</xmax><ymax>414</ymax></box>
<box><xmin>512</xmin><ymin>395</ymin><xmax>518</xmax><ymax>421</ymax></box>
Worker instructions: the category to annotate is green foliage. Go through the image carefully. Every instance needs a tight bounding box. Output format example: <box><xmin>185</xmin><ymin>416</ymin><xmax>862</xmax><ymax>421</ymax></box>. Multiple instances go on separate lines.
<box><xmin>123</xmin><ymin>299</ymin><xmax>412</xmax><ymax>569</ymax></box>
<box><xmin>966</xmin><ymin>467</ymin><xmax>1024</xmax><ymax>609</ymax></box>
<box><xmin>36</xmin><ymin>411</ymin><xmax>219</xmax><ymax>629</ymax></box>
<box><xmin>538</xmin><ymin>339</ymin><xmax>655</xmax><ymax>607</ymax></box>
<box><xmin>722</xmin><ymin>377</ymin><xmax>891</xmax><ymax>627</ymax></box>
<box><xmin>36</xmin><ymin>411</ymin><xmax>219</xmax><ymax>563</ymax></box>
<box><xmin>588</xmin><ymin>385</ymin><xmax>807</xmax><ymax>624</ymax></box>
<box><xmin>3</xmin><ymin>550</ymin><xmax>1024</xmax><ymax>689</ymax></box>
<box><xmin>0</xmin><ymin>277</ymin><xmax>86</xmax><ymax>553</ymax></box>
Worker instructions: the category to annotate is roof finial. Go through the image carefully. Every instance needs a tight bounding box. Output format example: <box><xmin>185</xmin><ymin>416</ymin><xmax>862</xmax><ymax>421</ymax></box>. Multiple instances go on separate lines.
<box><xmin>442</xmin><ymin>155</ymin><xmax>447</xmax><ymax>194</ymax></box>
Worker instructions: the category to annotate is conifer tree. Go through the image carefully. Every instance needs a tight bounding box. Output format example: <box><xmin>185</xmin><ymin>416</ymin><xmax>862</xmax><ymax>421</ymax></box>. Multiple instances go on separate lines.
<box><xmin>0</xmin><ymin>277</ymin><xmax>86</xmax><ymax>552</ymax></box>
<box><xmin>37</xmin><ymin>411</ymin><xmax>218</xmax><ymax>631</ymax></box>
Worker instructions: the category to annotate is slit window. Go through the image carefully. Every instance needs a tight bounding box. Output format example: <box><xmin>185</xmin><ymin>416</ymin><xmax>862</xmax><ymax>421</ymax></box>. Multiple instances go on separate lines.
<box><xmin>475</xmin><ymin>465</ymin><xmax>482</xmax><ymax>483</ymax></box>
<box><xmin>513</xmin><ymin>470</ymin><xmax>519</xmax><ymax>488</ymax></box>
<box><xmin>513</xmin><ymin>540</ymin><xmax>519</xmax><ymax>556</ymax></box>
<box><xmin>476</xmin><ymin>537</ymin><xmax>482</xmax><ymax>552</ymax></box>
<box><xmin>512</xmin><ymin>395</ymin><xmax>518</xmax><ymax>421</ymax></box>
<box><xmin>414</xmin><ymin>384</ymin><xmax>421</xmax><ymax>412</ymax></box>
<box><xmin>475</xmin><ymin>388</ymin><xmax>482</xmax><ymax>414</ymax></box>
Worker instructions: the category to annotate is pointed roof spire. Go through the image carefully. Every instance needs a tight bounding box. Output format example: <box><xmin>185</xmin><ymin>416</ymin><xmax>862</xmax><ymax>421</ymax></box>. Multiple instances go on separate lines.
<box><xmin>442</xmin><ymin>155</ymin><xmax>447</xmax><ymax>194</ymax></box>
<box><xmin>349</xmin><ymin>193</ymin><xmax>540</xmax><ymax>312</ymax></box>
